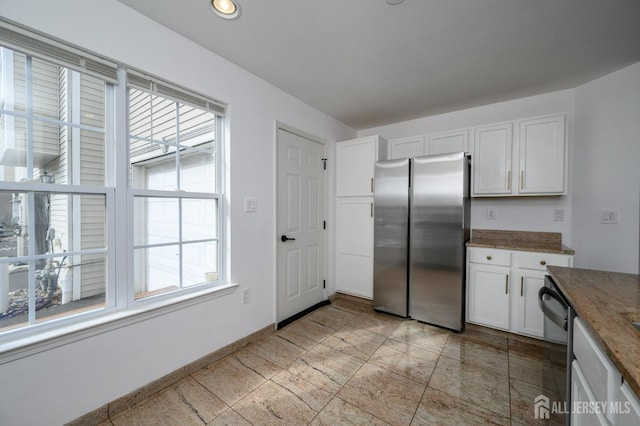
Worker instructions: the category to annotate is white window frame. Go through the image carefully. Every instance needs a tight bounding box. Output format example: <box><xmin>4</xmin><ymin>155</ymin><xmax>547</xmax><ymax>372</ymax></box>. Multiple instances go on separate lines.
<box><xmin>0</xmin><ymin>49</ymin><xmax>117</xmax><ymax>338</ymax></box>
<box><xmin>0</xmin><ymin>21</ymin><xmax>230</xmax><ymax>351</ymax></box>
<box><xmin>125</xmin><ymin>72</ymin><xmax>226</xmax><ymax>305</ymax></box>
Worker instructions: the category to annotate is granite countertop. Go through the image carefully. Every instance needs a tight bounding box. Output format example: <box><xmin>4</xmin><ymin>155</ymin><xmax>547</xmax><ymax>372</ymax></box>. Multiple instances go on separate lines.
<box><xmin>547</xmin><ymin>266</ymin><xmax>640</xmax><ymax>396</ymax></box>
<box><xmin>466</xmin><ymin>229</ymin><xmax>575</xmax><ymax>255</ymax></box>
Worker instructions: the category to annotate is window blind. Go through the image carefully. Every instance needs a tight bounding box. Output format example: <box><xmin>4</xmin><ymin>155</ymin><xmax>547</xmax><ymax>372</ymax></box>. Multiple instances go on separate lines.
<box><xmin>0</xmin><ymin>19</ymin><xmax>118</xmax><ymax>83</ymax></box>
<box><xmin>127</xmin><ymin>69</ymin><xmax>226</xmax><ymax>116</ymax></box>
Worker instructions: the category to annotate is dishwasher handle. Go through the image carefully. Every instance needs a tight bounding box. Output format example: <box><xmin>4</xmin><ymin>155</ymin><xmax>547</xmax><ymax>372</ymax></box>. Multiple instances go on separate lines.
<box><xmin>538</xmin><ymin>286</ymin><xmax>568</xmax><ymax>331</ymax></box>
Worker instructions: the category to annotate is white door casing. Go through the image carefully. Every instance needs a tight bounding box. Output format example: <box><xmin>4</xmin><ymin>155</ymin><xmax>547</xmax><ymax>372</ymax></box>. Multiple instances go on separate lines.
<box><xmin>276</xmin><ymin>126</ymin><xmax>326</xmax><ymax>324</ymax></box>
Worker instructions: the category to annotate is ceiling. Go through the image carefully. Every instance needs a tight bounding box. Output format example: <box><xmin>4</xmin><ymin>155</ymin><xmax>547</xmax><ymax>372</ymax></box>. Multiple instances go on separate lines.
<box><xmin>118</xmin><ymin>0</ymin><xmax>640</xmax><ymax>129</ymax></box>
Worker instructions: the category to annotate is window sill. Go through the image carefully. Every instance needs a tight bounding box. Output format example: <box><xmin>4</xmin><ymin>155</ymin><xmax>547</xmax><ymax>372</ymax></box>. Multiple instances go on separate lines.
<box><xmin>0</xmin><ymin>282</ymin><xmax>239</xmax><ymax>365</ymax></box>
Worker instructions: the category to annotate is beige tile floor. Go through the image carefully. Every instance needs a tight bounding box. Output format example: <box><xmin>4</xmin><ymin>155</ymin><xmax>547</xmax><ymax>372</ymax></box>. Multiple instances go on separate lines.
<box><xmin>105</xmin><ymin>298</ymin><xmax>551</xmax><ymax>425</ymax></box>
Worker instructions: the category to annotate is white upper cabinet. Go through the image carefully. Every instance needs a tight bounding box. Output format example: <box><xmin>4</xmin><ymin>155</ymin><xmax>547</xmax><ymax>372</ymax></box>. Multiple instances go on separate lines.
<box><xmin>472</xmin><ymin>114</ymin><xmax>567</xmax><ymax>197</ymax></box>
<box><xmin>472</xmin><ymin>123</ymin><xmax>513</xmax><ymax>195</ymax></box>
<box><xmin>388</xmin><ymin>136</ymin><xmax>425</xmax><ymax>160</ymax></box>
<box><xmin>429</xmin><ymin>129</ymin><xmax>469</xmax><ymax>155</ymax></box>
<box><xmin>518</xmin><ymin>115</ymin><xmax>566</xmax><ymax>194</ymax></box>
<box><xmin>388</xmin><ymin>129</ymin><xmax>470</xmax><ymax>160</ymax></box>
<box><xmin>336</xmin><ymin>135</ymin><xmax>387</xmax><ymax>197</ymax></box>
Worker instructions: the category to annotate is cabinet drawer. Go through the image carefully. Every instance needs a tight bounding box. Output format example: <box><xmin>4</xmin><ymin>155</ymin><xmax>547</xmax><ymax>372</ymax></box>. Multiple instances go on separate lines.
<box><xmin>468</xmin><ymin>248</ymin><xmax>511</xmax><ymax>266</ymax></box>
<box><xmin>573</xmin><ymin>317</ymin><xmax>621</xmax><ymax>423</ymax></box>
<box><xmin>517</xmin><ymin>252</ymin><xmax>571</xmax><ymax>271</ymax></box>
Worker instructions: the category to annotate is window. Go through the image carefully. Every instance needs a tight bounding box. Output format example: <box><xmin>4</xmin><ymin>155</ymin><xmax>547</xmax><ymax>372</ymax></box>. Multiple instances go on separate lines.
<box><xmin>0</xmin><ymin>22</ymin><xmax>226</xmax><ymax>341</ymax></box>
<box><xmin>127</xmin><ymin>72</ymin><xmax>224</xmax><ymax>300</ymax></box>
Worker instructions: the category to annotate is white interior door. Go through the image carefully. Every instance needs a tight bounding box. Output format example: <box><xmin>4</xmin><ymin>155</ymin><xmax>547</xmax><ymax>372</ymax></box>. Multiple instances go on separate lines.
<box><xmin>276</xmin><ymin>126</ymin><xmax>326</xmax><ymax>325</ymax></box>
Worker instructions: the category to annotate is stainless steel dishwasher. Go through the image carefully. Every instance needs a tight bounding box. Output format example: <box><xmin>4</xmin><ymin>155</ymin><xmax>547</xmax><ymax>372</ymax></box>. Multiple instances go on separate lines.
<box><xmin>539</xmin><ymin>275</ymin><xmax>574</xmax><ymax>425</ymax></box>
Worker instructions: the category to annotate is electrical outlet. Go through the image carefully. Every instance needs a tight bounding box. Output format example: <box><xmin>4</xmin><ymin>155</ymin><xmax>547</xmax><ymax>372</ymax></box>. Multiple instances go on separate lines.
<box><xmin>600</xmin><ymin>210</ymin><xmax>620</xmax><ymax>224</ymax></box>
<box><xmin>487</xmin><ymin>208</ymin><xmax>496</xmax><ymax>220</ymax></box>
<box><xmin>554</xmin><ymin>208</ymin><xmax>565</xmax><ymax>222</ymax></box>
<box><xmin>242</xmin><ymin>288</ymin><xmax>251</xmax><ymax>304</ymax></box>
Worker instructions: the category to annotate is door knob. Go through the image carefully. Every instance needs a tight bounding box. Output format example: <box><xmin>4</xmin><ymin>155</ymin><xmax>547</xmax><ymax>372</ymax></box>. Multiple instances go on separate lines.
<box><xmin>280</xmin><ymin>235</ymin><xmax>296</xmax><ymax>242</ymax></box>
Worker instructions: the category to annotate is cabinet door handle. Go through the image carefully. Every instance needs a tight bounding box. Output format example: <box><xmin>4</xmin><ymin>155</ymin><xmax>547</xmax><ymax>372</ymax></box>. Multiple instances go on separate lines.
<box><xmin>371</xmin><ymin>202</ymin><xmax>373</xmax><ymax>217</ymax></box>
<box><xmin>371</xmin><ymin>178</ymin><xmax>374</xmax><ymax>193</ymax></box>
<box><xmin>520</xmin><ymin>170</ymin><xmax>525</xmax><ymax>190</ymax></box>
<box><xmin>507</xmin><ymin>171</ymin><xmax>511</xmax><ymax>190</ymax></box>
<box><xmin>486</xmin><ymin>255</ymin><xmax>492</xmax><ymax>260</ymax></box>
<box><xmin>520</xmin><ymin>276</ymin><xmax>524</xmax><ymax>297</ymax></box>
<box><xmin>505</xmin><ymin>275</ymin><xmax>509</xmax><ymax>294</ymax></box>
<box><xmin>540</xmin><ymin>260</ymin><xmax>546</xmax><ymax>266</ymax></box>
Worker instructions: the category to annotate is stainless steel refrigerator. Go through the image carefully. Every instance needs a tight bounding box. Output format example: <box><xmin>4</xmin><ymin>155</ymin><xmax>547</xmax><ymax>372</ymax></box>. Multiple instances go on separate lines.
<box><xmin>373</xmin><ymin>152</ymin><xmax>470</xmax><ymax>331</ymax></box>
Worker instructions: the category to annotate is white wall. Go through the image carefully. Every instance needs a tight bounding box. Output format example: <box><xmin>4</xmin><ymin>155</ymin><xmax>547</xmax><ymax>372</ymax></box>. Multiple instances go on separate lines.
<box><xmin>572</xmin><ymin>63</ymin><xmax>640</xmax><ymax>274</ymax></box>
<box><xmin>0</xmin><ymin>1</ymin><xmax>356</xmax><ymax>424</ymax></box>
<box><xmin>359</xmin><ymin>63</ymin><xmax>640</xmax><ymax>274</ymax></box>
<box><xmin>359</xmin><ymin>89</ymin><xmax>576</xmax><ymax>246</ymax></box>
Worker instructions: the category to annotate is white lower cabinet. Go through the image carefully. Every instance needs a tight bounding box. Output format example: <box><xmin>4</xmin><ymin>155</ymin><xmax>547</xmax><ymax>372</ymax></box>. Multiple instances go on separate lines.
<box><xmin>571</xmin><ymin>361</ymin><xmax>609</xmax><ymax>426</ymax></box>
<box><xmin>466</xmin><ymin>247</ymin><xmax>573</xmax><ymax>338</ymax></box>
<box><xmin>618</xmin><ymin>382</ymin><xmax>640</xmax><ymax>426</ymax></box>
<box><xmin>571</xmin><ymin>317</ymin><xmax>637</xmax><ymax>426</ymax></box>
<box><xmin>515</xmin><ymin>271</ymin><xmax>546</xmax><ymax>336</ymax></box>
<box><xmin>335</xmin><ymin>197</ymin><xmax>374</xmax><ymax>298</ymax></box>
<box><xmin>467</xmin><ymin>263</ymin><xmax>510</xmax><ymax>330</ymax></box>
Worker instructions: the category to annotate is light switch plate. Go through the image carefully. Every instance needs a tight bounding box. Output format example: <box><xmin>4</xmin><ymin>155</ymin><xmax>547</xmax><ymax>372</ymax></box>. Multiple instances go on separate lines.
<box><xmin>244</xmin><ymin>197</ymin><xmax>257</xmax><ymax>213</ymax></box>
<box><xmin>554</xmin><ymin>208</ymin><xmax>565</xmax><ymax>222</ymax></box>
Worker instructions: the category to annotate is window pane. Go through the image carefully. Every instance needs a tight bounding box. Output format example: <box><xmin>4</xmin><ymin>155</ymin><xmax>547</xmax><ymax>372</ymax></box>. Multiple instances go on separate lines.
<box><xmin>133</xmin><ymin>197</ymin><xmax>179</xmax><ymax>246</ymax></box>
<box><xmin>77</xmin><ymin>128</ymin><xmax>106</xmax><ymax>186</ymax></box>
<box><xmin>0</xmin><ymin>260</ymin><xmax>30</xmax><ymax>332</ymax></box>
<box><xmin>0</xmin><ymin>116</ymin><xmax>60</xmax><ymax>182</ymax></box>
<box><xmin>182</xmin><ymin>241</ymin><xmax>217</xmax><ymax>287</ymax></box>
<box><xmin>0</xmin><ymin>236</ymin><xmax>107</xmax><ymax>332</ymax></box>
<box><xmin>35</xmin><ymin>253</ymin><xmax>107</xmax><ymax>322</ymax></box>
<box><xmin>177</xmin><ymin>104</ymin><xmax>215</xmax><ymax>148</ymax></box>
<box><xmin>31</xmin><ymin>57</ymin><xmax>61</xmax><ymax>121</ymax></box>
<box><xmin>180</xmin><ymin>148</ymin><xmax>215</xmax><ymax>193</ymax></box>
<box><xmin>3</xmin><ymin>53</ymin><xmax>59</xmax><ymax>120</ymax></box>
<box><xmin>128</xmin><ymin>88</ymin><xmax>216</xmax><ymax>192</ymax></box>
<box><xmin>182</xmin><ymin>198</ymin><xmax>217</xmax><ymax>241</ymax></box>
<box><xmin>79</xmin><ymin>74</ymin><xmax>106</xmax><ymax>128</ymax></box>
<box><xmin>134</xmin><ymin>245</ymin><xmax>179</xmax><ymax>299</ymax></box>
<box><xmin>78</xmin><ymin>194</ymin><xmax>107</xmax><ymax>250</ymax></box>
<box><xmin>0</xmin><ymin>189</ymin><xmax>107</xmax><ymax>331</ymax></box>
<box><xmin>0</xmin><ymin>50</ymin><xmax>109</xmax><ymax>186</ymax></box>
<box><xmin>2</xmin><ymin>191</ymin><xmax>106</xmax><ymax>256</ymax></box>
<box><xmin>142</xmin><ymin>157</ymin><xmax>177</xmax><ymax>191</ymax></box>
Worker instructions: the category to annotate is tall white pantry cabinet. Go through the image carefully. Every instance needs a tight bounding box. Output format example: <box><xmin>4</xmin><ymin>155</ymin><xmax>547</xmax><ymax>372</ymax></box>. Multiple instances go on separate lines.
<box><xmin>335</xmin><ymin>135</ymin><xmax>387</xmax><ymax>298</ymax></box>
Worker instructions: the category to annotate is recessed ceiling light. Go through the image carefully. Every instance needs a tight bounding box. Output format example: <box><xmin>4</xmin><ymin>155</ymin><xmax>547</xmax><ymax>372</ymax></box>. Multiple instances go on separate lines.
<box><xmin>210</xmin><ymin>0</ymin><xmax>241</xmax><ymax>20</ymax></box>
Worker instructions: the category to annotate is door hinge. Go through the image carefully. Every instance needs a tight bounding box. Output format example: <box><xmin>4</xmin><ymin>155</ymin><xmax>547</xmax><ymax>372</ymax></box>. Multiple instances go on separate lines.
<box><xmin>323</xmin><ymin>280</ymin><xmax>326</xmax><ymax>289</ymax></box>
<box><xmin>323</xmin><ymin>220</ymin><xmax>326</xmax><ymax>230</ymax></box>
<box><xmin>321</xmin><ymin>158</ymin><xmax>327</xmax><ymax>170</ymax></box>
